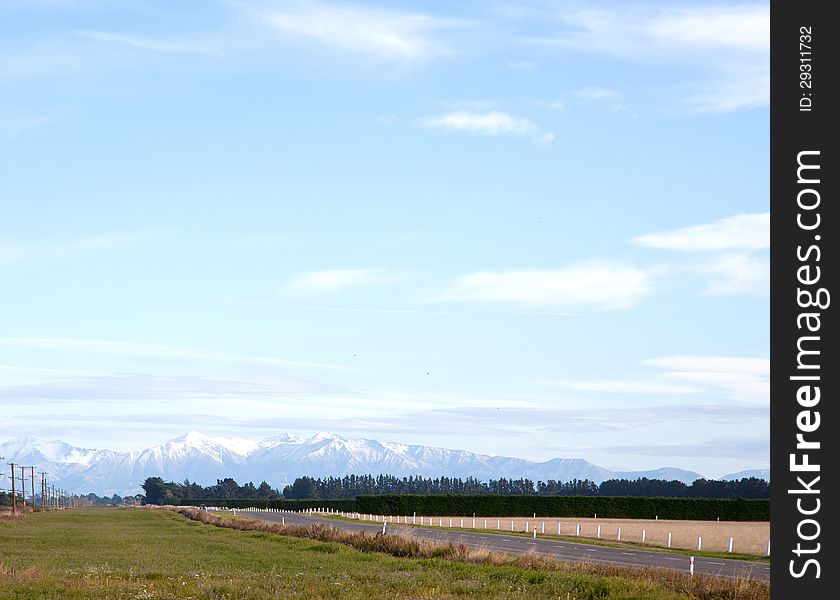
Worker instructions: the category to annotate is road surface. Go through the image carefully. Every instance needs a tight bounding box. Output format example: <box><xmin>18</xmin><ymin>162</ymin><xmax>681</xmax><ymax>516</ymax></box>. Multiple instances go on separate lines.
<box><xmin>234</xmin><ymin>510</ymin><xmax>770</xmax><ymax>582</ymax></box>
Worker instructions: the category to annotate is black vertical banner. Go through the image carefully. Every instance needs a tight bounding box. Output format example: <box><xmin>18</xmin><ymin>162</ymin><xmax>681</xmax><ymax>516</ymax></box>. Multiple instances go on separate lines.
<box><xmin>771</xmin><ymin>0</ymin><xmax>837</xmax><ymax>597</ymax></box>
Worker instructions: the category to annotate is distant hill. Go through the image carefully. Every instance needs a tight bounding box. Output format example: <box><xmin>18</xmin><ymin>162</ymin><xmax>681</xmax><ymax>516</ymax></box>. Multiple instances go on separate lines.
<box><xmin>1</xmin><ymin>431</ymin><xmax>709</xmax><ymax>496</ymax></box>
<box><xmin>720</xmin><ymin>469</ymin><xmax>770</xmax><ymax>482</ymax></box>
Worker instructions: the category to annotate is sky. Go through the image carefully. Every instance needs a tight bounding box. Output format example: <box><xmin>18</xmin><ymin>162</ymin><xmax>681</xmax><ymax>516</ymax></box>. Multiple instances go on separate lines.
<box><xmin>0</xmin><ymin>0</ymin><xmax>768</xmax><ymax>478</ymax></box>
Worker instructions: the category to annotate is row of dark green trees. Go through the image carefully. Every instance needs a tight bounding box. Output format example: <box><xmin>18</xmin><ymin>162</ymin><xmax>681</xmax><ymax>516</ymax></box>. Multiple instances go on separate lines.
<box><xmin>142</xmin><ymin>477</ymin><xmax>283</xmax><ymax>505</ymax></box>
<box><xmin>282</xmin><ymin>474</ymin><xmax>769</xmax><ymax>499</ymax></box>
<box><xmin>140</xmin><ymin>474</ymin><xmax>768</xmax><ymax>505</ymax></box>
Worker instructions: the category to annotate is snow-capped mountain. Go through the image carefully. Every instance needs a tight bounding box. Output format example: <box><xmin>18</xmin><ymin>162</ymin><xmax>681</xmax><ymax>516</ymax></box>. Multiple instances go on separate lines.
<box><xmin>0</xmin><ymin>431</ymin><xmax>714</xmax><ymax>496</ymax></box>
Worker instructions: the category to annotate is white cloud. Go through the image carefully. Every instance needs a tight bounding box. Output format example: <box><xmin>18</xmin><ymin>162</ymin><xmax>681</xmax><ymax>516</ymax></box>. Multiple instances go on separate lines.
<box><xmin>546</xmin><ymin>355</ymin><xmax>769</xmax><ymax>406</ymax></box>
<box><xmin>644</xmin><ymin>355</ymin><xmax>769</xmax><ymax>376</ymax></box>
<box><xmin>536</xmin><ymin>379</ymin><xmax>698</xmax><ymax>395</ymax></box>
<box><xmin>283</xmin><ymin>268</ymin><xmax>394</xmax><ymax>295</ymax></box>
<box><xmin>438</xmin><ymin>263</ymin><xmax>652</xmax><ymax>310</ymax></box>
<box><xmin>421</xmin><ymin>110</ymin><xmax>554</xmax><ymax>144</ymax></box>
<box><xmin>573</xmin><ymin>87</ymin><xmax>620</xmax><ymax>100</ymax></box>
<box><xmin>0</xmin><ymin>231</ymin><xmax>158</xmax><ymax>264</ymax></box>
<box><xmin>77</xmin><ymin>31</ymin><xmax>217</xmax><ymax>54</ymax></box>
<box><xmin>535</xmin><ymin>4</ymin><xmax>768</xmax><ymax>113</ymax></box>
<box><xmin>252</xmin><ymin>1</ymin><xmax>461</xmax><ymax>62</ymax></box>
<box><xmin>644</xmin><ymin>355</ymin><xmax>768</xmax><ymax>405</ymax></box>
<box><xmin>0</xmin><ymin>337</ymin><xmax>347</xmax><ymax>370</ymax></box>
<box><xmin>701</xmin><ymin>252</ymin><xmax>768</xmax><ymax>295</ymax></box>
<box><xmin>633</xmin><ymin>213</ymin><xmax>768</xmax><ymax>251</ymax></box>
<box><xmin>644</xmin><ymin>6</ymin><xmax>768</xmax><ymax>52</ymax></box>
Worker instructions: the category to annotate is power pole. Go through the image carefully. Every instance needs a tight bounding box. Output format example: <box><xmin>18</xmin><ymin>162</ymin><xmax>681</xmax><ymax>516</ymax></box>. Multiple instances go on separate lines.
<box><xmin>8</xmin><ymin>463</ymin><xmax>16</xmax><ymax>514</ymax></box>
<box><xmin>19</xmin><ymin>466</ymin><xmax>26</xmax><ymax>511</ymax></box>
<box><xmin>20</xmin><ymin>468</ymin><xmax>25</xmax><ymax>507</ymax></box>
<box><xmin>40</xmin><ymin>472</ymin><xmax>47</xmax><ymax>510</ymax></box>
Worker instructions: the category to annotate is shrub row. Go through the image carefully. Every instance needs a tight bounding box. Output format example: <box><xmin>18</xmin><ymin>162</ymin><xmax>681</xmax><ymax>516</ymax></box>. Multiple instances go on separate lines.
<box><xmin>176</xmin><ymin>497</ymin><xmax>357</xmax><ymax>512</ymax></box>
<box><xmin>354</xmin><ymin>495</ymin><xmax>769</xmax><ymax>522</ymax></box>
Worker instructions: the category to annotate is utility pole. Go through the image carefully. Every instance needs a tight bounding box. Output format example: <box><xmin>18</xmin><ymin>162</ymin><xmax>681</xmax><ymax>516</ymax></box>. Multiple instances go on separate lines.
<box><xmin>40</xmin><ymin>472</ymin><xmax>47</xmax><ymax>511</ymax></box>
<box><xmin>19</xmin><ymin>466</ymin><xmax>26</xmax><ymax>511</ymax></box>
<box><xmin>8</xmin><ymin>463</ymin><xmax>16</xmax><ymax>514</ymax></box>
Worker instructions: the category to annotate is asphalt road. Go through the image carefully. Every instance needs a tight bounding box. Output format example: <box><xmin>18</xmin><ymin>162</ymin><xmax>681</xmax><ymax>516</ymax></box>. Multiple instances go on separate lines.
<box><xmin>233</xmin><ymin>510</ymin><xmax>770</xmax><ymax>582</ymax></box>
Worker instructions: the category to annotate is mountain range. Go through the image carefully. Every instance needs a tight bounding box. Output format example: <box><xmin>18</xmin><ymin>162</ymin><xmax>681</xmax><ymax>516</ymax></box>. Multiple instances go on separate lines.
<box><xmin>0</xmin><ymin>431</ymin><xmax>766</xmax><ymax>496</ymax></box>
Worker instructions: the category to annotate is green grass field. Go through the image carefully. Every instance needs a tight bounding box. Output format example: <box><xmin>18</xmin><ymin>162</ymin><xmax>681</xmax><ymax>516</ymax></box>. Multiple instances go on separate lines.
<box><xmin>0</xmin><ymin>508</ymin><xmax>769</xmax><ymax>599</ymax></box>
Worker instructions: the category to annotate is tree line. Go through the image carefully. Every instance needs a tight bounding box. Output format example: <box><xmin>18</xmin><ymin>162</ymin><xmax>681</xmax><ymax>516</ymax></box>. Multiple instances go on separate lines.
<box><xmin>282</xmin><ymin>474</ymin><xmax>769</xmax><ymax>499</ymax></box>
<box><xmin>139</xmin><ymin>474</ymin><xmax>768</xmax><ymax>503</ymax></box>
<box><xmin>142</xmin><ymin>477</ymin><xmax>283</xmax><ymax>505</ymax></box>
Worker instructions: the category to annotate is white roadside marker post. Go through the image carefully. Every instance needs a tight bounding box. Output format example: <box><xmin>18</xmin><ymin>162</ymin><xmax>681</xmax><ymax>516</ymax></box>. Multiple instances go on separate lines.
<box><xmin>728</xmin><ymin>537</ymin><xmax>733</xmax><ymax>553</ymax></box>
<box><xmin>576</xmin><ymin>523</ymin><xmax>580</xmax><ymax>536</ymax></box>
<box><xmin>642</xmin><ymin>529</ymin><xmax>646</xmax><ymax>543</ymax></box>
<box><xmin>667</xmin><ymin>532</ymin><xmax>672</xmax><ymax>548</ymax></box>
<box><xmin>596</xmin><ymin>525</ymin><xmax>601</xmax><ymax>539</ymax></box>
<box><xmin>617</xmin><ymin>527</ymin><xmax>621</xmax><ymax>541</ymax></box>
<box><xmin>533</xmin><ymin>526</ymin><xmax>537</xmax><ymax>539</ymax></box>
<box><xmin>698</xmin><ymin>537</ymin><xmax>702</xmax><ymax>551</ymax></box>
<box><xmin>689</xmin><ymin>556</ymin><xmax>695</xmax><ymax>576</ymax></box>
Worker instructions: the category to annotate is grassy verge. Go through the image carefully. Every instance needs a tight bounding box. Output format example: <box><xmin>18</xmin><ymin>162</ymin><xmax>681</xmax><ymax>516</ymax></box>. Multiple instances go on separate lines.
<box><xmin>311</xmin><ymin>513</ymin><xmax>770</xmax><ymax>563</ymax></box>
<box><xmin>0</xmin><ymin>507</ymin><xmax>769</xmax><ymax>599</ymax></box>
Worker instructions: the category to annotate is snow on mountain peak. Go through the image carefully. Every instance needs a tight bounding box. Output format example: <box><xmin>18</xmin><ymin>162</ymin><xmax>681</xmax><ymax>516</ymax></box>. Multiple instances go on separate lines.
<box><xmin>0</xmin><ymin>430</ymin><xmax>712</xmax><ymax>496</ymax></box>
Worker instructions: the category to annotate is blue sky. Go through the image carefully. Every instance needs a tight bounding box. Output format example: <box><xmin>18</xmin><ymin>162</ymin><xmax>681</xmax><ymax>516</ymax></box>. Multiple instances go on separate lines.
<box><xmin>1</xmin><ymin>0</ymin><xmax>768</xmax><ymax>477</ymax></box>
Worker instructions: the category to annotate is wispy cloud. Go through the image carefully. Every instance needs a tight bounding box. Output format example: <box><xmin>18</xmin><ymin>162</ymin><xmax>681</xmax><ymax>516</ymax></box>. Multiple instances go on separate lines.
<box><xmin>633</xmin><ymin>213</ymin><xmax>768</xmax><ymax>295</ymax></box>
<box><xmin>77</xmin><ymin>31</ymin><xmax>218</xmax><ymax>54</ymax></box>
<box><xmin>0</xmin><ymin>337</ymin><xmax>348</xmax><ymax>370</ymax></box>
<box><xmin>644</xmin><ymin>355</ymin><xmax>769</xmax><ymax>405</ymax></box>
<box><xmin>572</xmin><ymin>86</ymin><xmax>636</xmax><ymax>118</ymax></box>
<box><xmin>438</xmin><ymin>263</ymin><xmax>651</xmax><ymax>310</ymax></box>
<box><xmin>282</xmin><ymin>268</ymin><xmax>396</xmax><ymax>295</ymax></box>
<box><xmin>603</xmin><ymin>437</ymin><xmax>768</xmax><ymax>459</ymax></box>
<box><xmin>0</xmin><ymin>231</ymin><xmax>159</xmax><ymax>264</ymax></box>
<box><xmin>539</xmin><ymin>355</ymin><xmax>768</xmax><ymax>406</ymax></box>
<box><xmin>536</xmin><ymin>379</ymin><xmax>698</xmax><ymax>395</ymax></box>
<box><xmin>248</xmin><ymin>0</ymin><xmax>463</xmax><ymax>63</ymax></box>
<box><xmin>633</xmin><ymin>213</ymin><xmax>768</xmax><ymax>251</ymax></box>
<box><xmin>533</xmin><ymin>4</ymin><xmax>768</xmax><ymax>113</ymax></box>
<box><xmin>700</xmin><ymin>252</ymin><xmax>768</xmax><ymax>295</ymax></box>
<box><xmin>0</xmin><ymin>113</ymin><xmax>60</xmax><ymax>141</ymax></box>
<box><xmin>421</xmin><ymin>110</ymin><xmax>554</xmax><ymax>144</ymax></box>
<box><xmin>0</xmin><ymin>373</ymin><xmax>331</xmax><ymax>402</ymax></box>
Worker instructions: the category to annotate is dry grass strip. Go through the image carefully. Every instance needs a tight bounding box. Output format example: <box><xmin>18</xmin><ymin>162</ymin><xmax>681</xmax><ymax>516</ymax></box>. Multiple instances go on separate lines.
<box><xmin>166</xmin><ymin>506</ymin><xmax>769</xmax><ymax>600</ymax></box>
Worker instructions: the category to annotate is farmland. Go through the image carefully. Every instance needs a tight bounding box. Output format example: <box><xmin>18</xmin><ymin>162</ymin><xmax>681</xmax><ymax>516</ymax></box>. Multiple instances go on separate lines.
<box><xmin>335</xmin><ymin>513</ymin><xmax>770</xmax><ymax>556</ymax></box>
<box><xmin>0</xmin><ymin>507</ymin><xmax>770</xmax><ymax>599</ymax></box>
